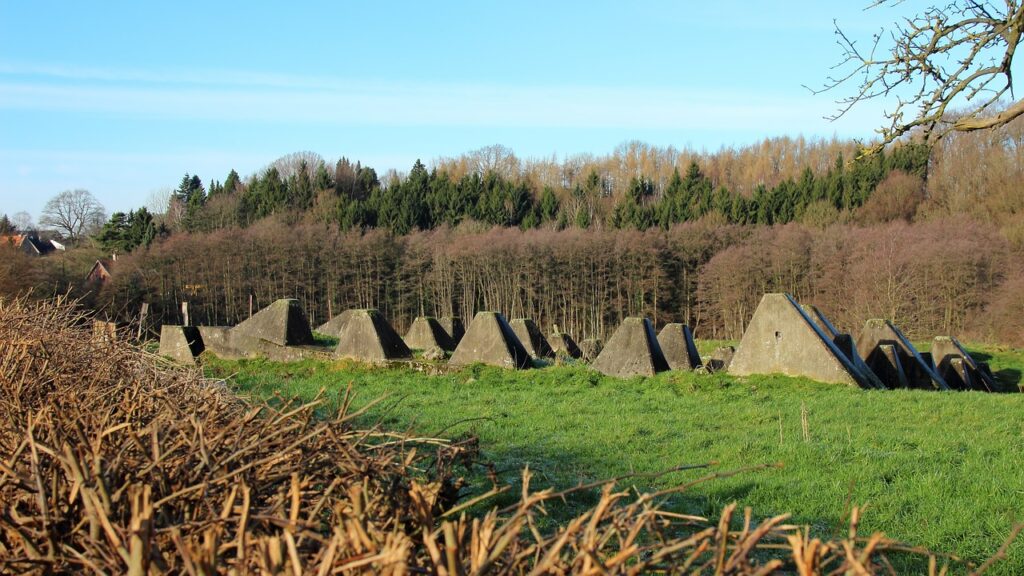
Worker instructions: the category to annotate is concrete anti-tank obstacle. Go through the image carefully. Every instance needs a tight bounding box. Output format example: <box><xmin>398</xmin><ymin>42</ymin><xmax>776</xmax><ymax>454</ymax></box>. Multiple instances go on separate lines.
<box><xmin>707</xmin><ymin>346</ymin><xmax>735</xmax><ymax>372</ymax></box>
<box><xmin>404</xmin><ymin>316</ymin><xmax>457</xmax><ymax>352</ymax></box>
<box><xmin>549</xmin><ymin>330</ymin><xmax>583</xmax><ymax>359</ymax></box>
<box><xmin>801</xmin><ymin>304</ymin><xmax>840</xmax><ymax>340</ymax></box>
<box><xmin>932</xmin><ymin>336</ymin><xmax>997</xmax><ymax>392</ymax></box>
<box><xmin>865</xmin><ymin>344</ymin><xmax>910</xmax><ymax>389</ymax></box>
<box><xmin>335</xmin><ymin>309</ymin><xmax>412</xmax><ymax>363</ymax></box>
<box><xmin>855</xmin><ymin>319</ymin><xmax>949</xmax><ymax>390</ymax></box>
<box><xmin>831</xmin><ymin>333</ymin><xmax>887</xmax><ymax>389</ymax></box>
<box><xmin>197</xmin><ymin>326</ymin><xmax>237</xmax><ymax>358</ymax></box>
<box><xmin>449</xmin><ymin>311</ymin><xmax>532</xmax><ymax>369</ymax></box>
<box><xmin>510</xmin><ymin>318</ymin><xmax>555</xmax><ymax>359</ymax></box>
<box><xmin>657</xmin><ymin>323</ymin><xmax>702</xmax><ymax>371</ymax></box>
<box><xmin>729</xmin><ymin>293</ymin><xmax>880</xmax><ymax>388</ymax></box>
<box><xmin>579</xmin><ymin>338</ymin><xmax>603</xmax><ymax>362</ymax></box>
<box><xmin>801</xmin><ymin>303</ymin><xmax>885</xmax><ymax>388</ymax></box>
<box><xmin>592</xmin><ymin>317</ymin><xmax>670</xmax><ymax>378</ymax></box>
<box><xmin>234</xmin><ymin>298</ymin><xmax>314</xmax><ymax>347</ymax></box>
<box><xmin>439</xmin><ymin>317</ymin><xmax>465</xmax><ymax>347</ymax></box>
<box><xmin>199</xmin><ymin>324</ymin><xmax>328</xmax><ymax>362</ymax></box>
<box><xmin>316</xmin><ymin>310</ymin><xmax>355</xmax><ymax>338</ymax></box>
<box><xmin>938</xmin><ymin>356</ymin><xmax>974</xmax><ymax>390</ymax></box>
<box><xmin>158</xmin><ymin>325</ymin><xmax>204</xmax><ymax>365</ymax></box>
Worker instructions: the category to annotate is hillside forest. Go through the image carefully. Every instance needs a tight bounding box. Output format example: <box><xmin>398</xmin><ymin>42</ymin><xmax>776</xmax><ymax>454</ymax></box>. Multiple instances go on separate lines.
<box><xmin>2</xmin><ymin>121</ymin><xmax>1022</xmax><ymax>345</ymax></box>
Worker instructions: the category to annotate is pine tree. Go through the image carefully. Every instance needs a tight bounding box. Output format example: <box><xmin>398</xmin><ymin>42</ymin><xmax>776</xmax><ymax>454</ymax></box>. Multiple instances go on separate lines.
<box><xmin>539</xmin><ymin>186</ymin><xmax>559</xmax><ymax>222</ymax></box>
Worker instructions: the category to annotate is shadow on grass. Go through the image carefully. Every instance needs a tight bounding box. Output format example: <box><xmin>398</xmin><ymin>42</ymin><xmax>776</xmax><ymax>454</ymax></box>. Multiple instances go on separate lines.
<box><xmin>996</xmin><ymin>368</ymin><xmax>1022</xmax><ymax>391</ymax></box>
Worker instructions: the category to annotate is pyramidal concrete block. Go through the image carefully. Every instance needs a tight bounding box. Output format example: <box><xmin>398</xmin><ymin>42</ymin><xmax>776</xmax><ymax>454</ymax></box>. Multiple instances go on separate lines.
<box><xmin>549</xmin><ymin>331</ymin><xmax>582</xmax><ymax>359</ymax></box>
<box><xmin>657</xmin><ymin>323</ymin><xmax>702</xmax><ymax>371</ymax></box>
<box><xmin>729</xmin><ymin>293</ymin><xmax>877</xmax><ymax>388</ymax></box>
<box><xmin>932</xmin><ymin>336</ymin><xmax>996</xmax><ymax>391</ymax></box>
<box><xmin>335</xmin><ymin>309</ymin><xmax>412</xmax><ymax>363</ymax></box>
<box><xmin>592</xmin><ymin>317</ymin><xmax>669</xmax><ymax>378</ymax></box>
<box><xmin>405</xmin><ymin>316</ymin><xmax>457</xmax><ymax>352</ymax></box>
<box><xmin>856</xmin><ymin>319</ymin><xmax>949</xmax><ymax>390</ymax></box>
<box><xmin>234</xmin><ymin>299</ymin><xmax>314</xmax><ymax>347</ymax></box>
<box><xmin>439</xmin><ymin>317</ymin><xmax>465</xmax><ymax>347</ymax></box>
<box><xmin>158</xmin><ymin>325</ymin><xmax>204</xmax><ymax>365</ymax></box>
<box><xmin>316</xmin><ymin>310</ymin><xmax>355</xmax><ymax>338</ymax></box>
<box><xmin>510</xmin><ymin>318</ymin><xmax>555</xmax><ymax>359</ymax></box>
<box><xmin>449</xmin><ymin>312</ymin><xmax>531</xmax><ymax>370</ymax></box>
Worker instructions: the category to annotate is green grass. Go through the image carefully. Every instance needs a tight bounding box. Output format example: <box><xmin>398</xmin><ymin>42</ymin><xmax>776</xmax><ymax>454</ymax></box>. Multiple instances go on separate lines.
<box><xmin>204</xmin><ymin>345</ymin><xmax>1024</xmax><ymax>573</ymax></box>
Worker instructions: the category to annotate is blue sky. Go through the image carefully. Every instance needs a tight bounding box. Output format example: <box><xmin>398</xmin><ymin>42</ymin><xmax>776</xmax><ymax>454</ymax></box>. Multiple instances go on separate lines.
<box><xmin>1</xmin><ymin>1</ymin><xmax>922</xmax><ymax>219</ymax></box>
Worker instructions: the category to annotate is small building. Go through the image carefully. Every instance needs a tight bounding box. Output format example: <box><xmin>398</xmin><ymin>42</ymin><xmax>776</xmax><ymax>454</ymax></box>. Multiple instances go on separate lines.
<box><xmin>0</xmin><ymin>234</ymin><xmax>56</xmax><ymax>256</ymax></box>
<box><xmin>87</xmin><ymin>259</ymin><xmax>113</xmax><ymax>285</ymax></box>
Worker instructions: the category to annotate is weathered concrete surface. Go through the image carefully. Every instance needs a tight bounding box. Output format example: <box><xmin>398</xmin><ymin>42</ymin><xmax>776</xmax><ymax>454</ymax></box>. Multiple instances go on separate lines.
<box><xmin>404</xmin><ymin>316</ymin><xmax>457</xmax><ymax>352</ymax></box>
<box><xmin>579</xmin><ymin>338</ymin><xmax>603</xmax><ymax>362</ymax></box>
<box><xmin>855</xmin><ymin>319</ymin><xmax>949</xmax><ymax>390</ymax></box>
<box><xmin>439</xmin><ymin>317</ymin><xmax>465</xmax><ymax>347</ymax></box>
<box><xmin>234</xmin><ymin>299</ymin><xmax>314</xmax><ymax>346</ymax></box>
<box><xmin>199</xmin><ymin>325</ymin><xmax>329</xmax><ymax>362</ymax></box>
<box><xmin>707</xmin><ymin>346</ymin><xmax>735</xmax><ymax>372</ymax></box>
<box><xmin>802</xmin><ymin>305</ymin><xmax>840</xmax><ymax>339</ymax></box>
<box><xmin>549</xmin><ymin>331</ymin><xmax>582</xmax><ymax>359</ymax></box>
<box><xmin>197</xmin><ymin>326</ymin><xmax>237</xmax><ymax>358</ymax></box>
<box><xmin>158</xmin><ymin>325</ymin><xmax>204</xmax><ymax>365</ymax></box>
<box><xmin>592</xmin><ymin>317</ymin><xmax>669</xmax><ymax>378</ymax></box>
<box><xmin>449</xmin><ymin>311</ymin><xmax>531</xmax><ymax>370</ymax></box>
<box><xmin>316</xmin><ymin>310</ymin><xmax>354</xmax><ymax>338</ymax></box>
<box><xmin>729</xmin><ymin>293</ymin><xmax>877</xmax><ymax>388</ymax></box>
<box><xmin>657</xmin><ymin>323</ymin><xmax>701</xmax><ymax>371</ymax></box>
<box><xmin>832</xmin><ymin>334</ymin><xmax>887</xmax><ymax>389</ymax></box>
<box><xmin>932</xmin><ymin>336</ymin><xmax>997</xmax><ymax>392</ymax></box>
<box><xmin>510</xmin><ymin>318</ymin><xmax>555</xmax><ymax>359</ymax></box>
<box><xmin>937</xmin><ymin>356</ymin><xmax>973</xmax><ymax>390</ymax></box>
<box><xmin>864</xmin><ymin>344</ymin><xmax>910</xmax><ymax>389</ymax></box>
<box><xmin>335</xmin><ymin>309</ymin><xmax>412</xmax><ymax>363</ymax></box>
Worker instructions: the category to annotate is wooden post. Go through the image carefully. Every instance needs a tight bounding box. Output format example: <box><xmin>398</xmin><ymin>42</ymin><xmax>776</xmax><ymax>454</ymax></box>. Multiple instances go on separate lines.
<box><xmin>137</xmin><ymin>303</ymin><xmax>149</xmax><ymax>340</ymax></box>
<box><xmin>181</xmin><ymin>301</ymin><xmax>189</xmax><ymax>327</ymax></box>
<box><xmin>248</xmin><ymin>294</ymin><xmax>253</xmax><ymax>319</ymax></box>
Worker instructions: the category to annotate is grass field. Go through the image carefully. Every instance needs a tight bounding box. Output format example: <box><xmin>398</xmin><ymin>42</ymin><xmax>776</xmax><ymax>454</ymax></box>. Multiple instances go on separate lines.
<box><xmin>204</xmin><ymin>343</ymin><xmax>1024</xmax><ymax>573</ymax></box>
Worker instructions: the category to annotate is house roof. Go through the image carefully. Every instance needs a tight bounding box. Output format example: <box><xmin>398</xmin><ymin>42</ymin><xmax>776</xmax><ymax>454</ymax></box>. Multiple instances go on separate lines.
<box><xmin>1</xmin><ymin>234</ymin><xmax>56</xmax><ymax>256</ymax></box>
<box><xmin>21</xmin><ymin>236</ymin><xmax>53</xmax><ymax>255</ymax></box>
<box><xmin>87</xmin><ymin>259</ymin><xmax>113</xmax><ymax>282</ymax></box>
<box><xmin>0</xmin><ymin>234</ymin><xmax>25</xmax><ymax>248</ymax></box>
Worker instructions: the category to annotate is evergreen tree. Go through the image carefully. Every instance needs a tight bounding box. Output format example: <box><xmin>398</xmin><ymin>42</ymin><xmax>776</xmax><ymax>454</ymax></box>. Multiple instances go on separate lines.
<box><xmin>223</xmin><ymin>169</ymin><xmax>241</xmax><ymax>195</ymax></box>
<box><xmin>291</xmin><ymin>160</ymin><xmax>315</xmax><ymax>211</ymax></box>
<box><xmin>539</xmin><ymin>186</ymin><xmax>559</xmax><ymax>222</ymax></box>
<box><xmin>314</xmin><ymin>163</ymin><xmax>333</xmax><ymax>191</ymax></box>
<box><xmin>96</xmin><ymin>208</ymin><xmax>161</xmax><ymax>253</ymax></box>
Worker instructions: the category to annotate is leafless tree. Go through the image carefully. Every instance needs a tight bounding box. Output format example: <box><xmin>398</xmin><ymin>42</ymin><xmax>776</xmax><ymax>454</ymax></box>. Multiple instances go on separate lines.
<box><xmin>818</xmin><ymin>1</ymin><xmax>1023</xmax><ymax>151</ymax></box>
<box><xmin>39</xmin><ymin>189</ymin><xmax>106</xmax><ymax>244</ymax></box>
<box><xmin>12</xmin><ymin>211</ymin><xmax>34</xmax><ymax>233</ymax></box>
<box><xmin>467</xmin><ymin>144</ymin><xmax>520</xmax><ymax>178</ymax></box>
<box><xmin>145</xmin><ymin>187</ymin><xmax>173</xmax><ymax>217</ymax></box>
<box><xmin>270</xmin><ymin>151</ymin><xmax>325</xmax><ymax>180</ymax></box>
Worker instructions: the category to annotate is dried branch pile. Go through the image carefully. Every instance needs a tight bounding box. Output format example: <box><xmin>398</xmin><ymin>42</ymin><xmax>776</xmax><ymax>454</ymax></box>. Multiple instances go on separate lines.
<box><xmin>1</xmin><ymin>296</ymin><xmax>1016</xmax><ymax>574</ymax></box>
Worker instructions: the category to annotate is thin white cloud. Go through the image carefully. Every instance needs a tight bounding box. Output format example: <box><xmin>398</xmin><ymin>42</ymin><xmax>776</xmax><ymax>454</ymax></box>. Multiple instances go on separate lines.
<box><xmin>0</xmin><ymin>71</ymin><xmax>883</xmax><ymax>135</ymax></box>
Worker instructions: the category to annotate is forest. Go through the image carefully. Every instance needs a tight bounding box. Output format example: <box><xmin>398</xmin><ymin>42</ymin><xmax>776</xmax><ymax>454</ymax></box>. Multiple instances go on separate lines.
<box><xmin>2</xmin><ymin>119</ymin><xmax>1022</xmax><ymax>346</ymax></box>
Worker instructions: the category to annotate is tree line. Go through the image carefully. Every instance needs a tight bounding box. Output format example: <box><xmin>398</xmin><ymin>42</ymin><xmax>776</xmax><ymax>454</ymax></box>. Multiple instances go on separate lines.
<box><xmin>4</xmin><ymin>122</ymin><xmax>1021</xmax><ymax>347</ymax></box>
<box><xmin>93</xmin><ymin>217</ymin><xmax>1020</xmax><ymax>346</ymax></box>
<box><xmin>161</xmin><ymin>143</ymin><xmax>930</xmax><ymax>237</ymax></box>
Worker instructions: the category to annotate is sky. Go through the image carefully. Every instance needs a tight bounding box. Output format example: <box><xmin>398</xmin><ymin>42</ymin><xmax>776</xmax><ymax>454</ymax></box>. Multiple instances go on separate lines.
<box><xmin>0</xmin><ymin>1</ymin><xmax>930</xmax><ymax>220</ymax></box>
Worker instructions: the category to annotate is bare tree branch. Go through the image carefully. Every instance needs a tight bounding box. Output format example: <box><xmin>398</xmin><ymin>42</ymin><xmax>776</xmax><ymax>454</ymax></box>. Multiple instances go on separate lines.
<box><xmin>813</xmin><ymin>0</ymin><xmax>1024</xmax><ymax>152</ymax></box>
